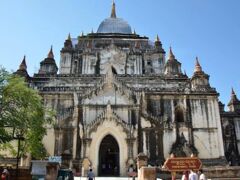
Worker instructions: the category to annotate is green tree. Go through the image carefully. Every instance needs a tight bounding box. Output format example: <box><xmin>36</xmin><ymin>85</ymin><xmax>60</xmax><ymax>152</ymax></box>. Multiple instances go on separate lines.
<box><xmin>0</xmin><ymin>67</ymin><xmax>54</xmax><ymax>159</ymax></box>
<box><xmin>0</xmin><ymin>66</ymin><xmax>12</xmax><ymax>143</ymax></box>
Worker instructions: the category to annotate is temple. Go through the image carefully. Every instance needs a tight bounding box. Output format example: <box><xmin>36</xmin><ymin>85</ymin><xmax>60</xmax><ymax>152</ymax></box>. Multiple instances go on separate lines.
<box><xmin>14</xmin><ymin>1</ymin><xmax>240</xmax><ymax>176</ymax></box>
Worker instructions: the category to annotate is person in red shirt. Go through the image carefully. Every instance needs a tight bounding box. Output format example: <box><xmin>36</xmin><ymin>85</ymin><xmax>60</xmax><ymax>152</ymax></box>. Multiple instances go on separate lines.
<box><xmin>1</xmin><ymin>169</ymin><xmax>9</xmax><ymax>180</ymax></box>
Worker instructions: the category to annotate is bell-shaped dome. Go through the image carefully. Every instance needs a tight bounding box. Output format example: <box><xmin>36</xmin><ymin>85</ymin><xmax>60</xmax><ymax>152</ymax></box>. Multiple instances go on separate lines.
<box><xmin>97</xmin><ymin>2</ymin><xmax>132</xmax><ymax>34</ymax></box>
<box><xmin>97</xmin><ymin>18</ymin><xmax>132</xmax><ymax>34</ymax></box>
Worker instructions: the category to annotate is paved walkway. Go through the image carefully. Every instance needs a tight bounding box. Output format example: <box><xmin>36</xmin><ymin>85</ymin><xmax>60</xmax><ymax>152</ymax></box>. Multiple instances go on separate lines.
<box><xmin>74</xmin><ymin>177</ymin><xmax>239</xmax><ymax>180</ymax></box>
<box><xmin>74</xmin><ymin>178</ymin><xmax>139</xmax><ymax>180</ymax></box>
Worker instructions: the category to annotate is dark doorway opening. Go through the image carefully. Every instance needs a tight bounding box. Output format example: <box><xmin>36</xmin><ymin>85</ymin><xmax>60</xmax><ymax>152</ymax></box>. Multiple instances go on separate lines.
<box><xmin>111</xmin><ymin>66</ymin><xmax>117</xmax><ymax>74</ymax></box>
<box><xmin>98</xmin><ymin>135</ymin><xmax>119</xmax><ymax>176</ymax></box>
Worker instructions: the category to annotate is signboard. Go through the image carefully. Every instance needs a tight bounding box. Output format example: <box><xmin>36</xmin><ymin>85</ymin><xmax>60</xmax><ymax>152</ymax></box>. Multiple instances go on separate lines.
<box><xmin>164</xmin><ymin>157</ymin><xmax>202</xmax><ymax>172</ymax></box>
<box><xmin>48</xmin><ymin>156</ymin><xmax>62</xmax><ymax>164</ymax></box>
<box><xmin>31</xmin><ymin>160</ymin><xmax>48</xmax><ymax>175</ymax></box>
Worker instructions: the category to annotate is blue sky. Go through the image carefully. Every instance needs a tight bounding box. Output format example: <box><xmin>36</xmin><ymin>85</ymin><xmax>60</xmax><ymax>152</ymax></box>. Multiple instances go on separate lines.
<box><xmin>0</xmin><ymin>0</ymin><xmax>239</xmax><ymax>107</ymax></box>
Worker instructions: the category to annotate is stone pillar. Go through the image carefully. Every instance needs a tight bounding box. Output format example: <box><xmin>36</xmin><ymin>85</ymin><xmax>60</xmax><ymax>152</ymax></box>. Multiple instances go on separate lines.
<box><xmin>81</xmin><ymin>158</ymin><xmax>91</xmax><ymax>177</ymax></box>
<box><xmin>143</xmin><ymin>130</ymin><xmax>147</xmax><ymax>155</ymax></box>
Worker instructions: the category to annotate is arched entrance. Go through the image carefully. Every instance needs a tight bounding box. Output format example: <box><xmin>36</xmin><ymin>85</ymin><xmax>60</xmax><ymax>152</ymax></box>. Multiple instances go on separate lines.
<box><xmin>98</xmin><ymin>135</ymin><xmax>119</xmax><ymax>176</ymax></box>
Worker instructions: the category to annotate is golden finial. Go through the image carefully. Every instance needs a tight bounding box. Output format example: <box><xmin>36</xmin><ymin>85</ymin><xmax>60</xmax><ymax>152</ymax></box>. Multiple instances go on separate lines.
<box><xmin>194</xmin><ymin>56</ymin><xmax>202</xmax><ymax>72</ymax></box>
<box><xmin>111</xmin><ymin>0</ymin><xmax>117</xmax><ymax>18</ymax></box>
<box><xmin>48</xmin><ymin>46</ymin><xmax>54</xmax><ymax>59</ymax></box>
<box><xmin>168</xmin><ymin>46</ymin><xmax>175</xmax><ymax>60</ymax></box>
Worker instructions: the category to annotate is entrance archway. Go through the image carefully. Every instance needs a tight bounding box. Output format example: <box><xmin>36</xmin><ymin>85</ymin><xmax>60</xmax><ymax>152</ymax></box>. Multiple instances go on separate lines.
<box><xmin>98</xmin><ymin>135</ymin><xmax>119</xmax><ymax>176</ymax></box>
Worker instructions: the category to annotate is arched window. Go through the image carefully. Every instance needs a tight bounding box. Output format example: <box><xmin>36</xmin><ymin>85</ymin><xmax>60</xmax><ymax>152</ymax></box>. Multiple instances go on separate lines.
<box><xmin>175</xmin><ymin>108</ymin><xmax>184</xmax><ymax>123</ymax></box>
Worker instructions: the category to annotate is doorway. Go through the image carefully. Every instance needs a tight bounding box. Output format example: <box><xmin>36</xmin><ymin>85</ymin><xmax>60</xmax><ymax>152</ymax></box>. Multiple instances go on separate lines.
<box><xmin>98</xmin><ymin>135</ymin><xmax>119</xmax><ymax>176</ymax></box>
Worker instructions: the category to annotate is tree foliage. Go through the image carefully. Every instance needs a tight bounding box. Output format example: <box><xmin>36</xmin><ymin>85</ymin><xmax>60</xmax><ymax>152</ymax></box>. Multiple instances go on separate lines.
<box><xmin>0</xmin><ymin>66</ymin><xmax>11</xmax><ymax>143</ymax></box>
<box><xmin>0</xmin><ymin>67</ymin><xmax>54</xmax><ymax>159</ymax></box>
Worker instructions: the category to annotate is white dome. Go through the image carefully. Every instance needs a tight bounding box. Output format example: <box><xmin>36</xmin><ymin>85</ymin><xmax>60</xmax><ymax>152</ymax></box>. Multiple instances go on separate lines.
<box><xmin>97</xmin><ymin>17</ymin><xmax>132</xmax><ymax>34</ymax></box>
<box><xmin>97</xmin><ymin>2</ymin><xmax>132</xmax><ymax>34</ymax></box>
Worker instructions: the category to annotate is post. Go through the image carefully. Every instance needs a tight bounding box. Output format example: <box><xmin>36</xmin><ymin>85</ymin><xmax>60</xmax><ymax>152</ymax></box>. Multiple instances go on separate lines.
<box><xmin>16</xmin><ymin>136</ymin><xmax>20</xmax><ymax>180</ymax></box>
<box><xmin>170</xmin><ymin>153</ymin><xmax>176</xmax><ymax>180</ymax></box>
<box><xmin>15</xmin><ymin>134</ymin><xmax>24</xmax><ymax>180</ymax></box>
<box><xmin>171</xmin><ymin>172</ymin><xmax>176</xmax><ymax>180</ymax></box>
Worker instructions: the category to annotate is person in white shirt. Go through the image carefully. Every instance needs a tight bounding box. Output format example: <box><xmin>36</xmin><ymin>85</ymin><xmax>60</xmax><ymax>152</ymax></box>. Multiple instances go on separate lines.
<box><xmin>199</xmin><ymin>169</ymin><xmax>206</xmax><ymax>180</ymax></box>
<box><xmin>189</xmin><ymin>169</ymin><xmax>198</xmax><ymax>180</ymax></box>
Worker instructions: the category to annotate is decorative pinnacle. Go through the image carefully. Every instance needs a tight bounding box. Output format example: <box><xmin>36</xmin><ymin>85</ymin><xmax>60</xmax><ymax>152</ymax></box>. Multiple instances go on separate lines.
<box><xmin>168</xmin><ymin>46</ymin><xmax>175</xmax><ymax>60</ymax></box>
<box><xmin>81</xmin><ymin>31</ymin><xmax>84</xmax><ymax>36</ymax></box>
<box><xmin>67</xmin><ymin>33</ymin><xmax>71</xmax><ymax>41</ymax></box>
<box><xmin>48</xmin><ymin>46</ymin><xmax>54</xmax><ymax>59</ymax></box>
<box><xmin>156</xmin><ymin>35</ymin><xmax>160</xmax><ymax>42</ymax></box>
<box><xmin>19</xmin><ymin>55</ymin><xmax>27</xmax><ymax>70</ymax></box>
<box><xmin>194</xmin><ymin>56</ymin><xmax>202</xmax><ymax>72</ymax></box>
<box><xmin>231</xmin><ymin>87</ymin><xmax>236</xmax><ymax>96</ymax></box>
<box><xmin>229</xmin><ymin>87</ymin><xmax>240</xmax><ymax>103</ymax></box>
<box><xmin>111</xmin><ymin>0</ymin><xmax>117</xmax><ymax>18</ymax></box>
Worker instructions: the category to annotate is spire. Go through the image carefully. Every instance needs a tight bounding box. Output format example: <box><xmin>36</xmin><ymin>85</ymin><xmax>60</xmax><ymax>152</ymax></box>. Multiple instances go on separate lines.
<box><xmin>154</xmin><ymin>34</ymin><xmax>162</xmax><ymax>48</ymax></box>
<box><xmin>67</xmin><ymin>33</ymin><xmax>71</xmax><ymax>41</ymax></box>
<box><xmin>47</xmin><ymin>46</ymin><xmax>54</xmax><ymax>59</ymax></box>
<box><xmin>231</xmin><ymin>87</ymin><xmax>236</xmax><ymax>96</ymax></box>
<box><xmin>111</xmin><ymin>0</ymin><xmax>117</xmax><ymax>18</ymax></box>
<box><xmin>15</xmin><ymin>55</ymin><xmax>29</xmax><ymax>79</ymax></box>
<box><xmin>228</xmin><ymin>87</ymin><xmax>240</xmax><ymax>107</ymax></box>
<box><xmin>230</xmin><ymin>88</ymin><xmax>239</xmax><ymax>102</ymax></box>
<box><xmin>168</xmin><ymin>47</ymin><xmax>175</xmax><ymax>60</ymax></box>
<box><xmin>81</xmin><ymin>31</ymin><xmax>84</xmax><ymax>36</ymax></box>
<box><xmin>19</xmin><ymin>55</ymin><xmax>27</xmax><ymax>70</ymax></box>
<box><xmin>91</xmin><ymin>28</ymin><xmax>94</xmax><ymax>34</ymax></box>
<box><xmin>156</xmin><ymin>35</ymin><xmax>160</xmax><ymax>42</ymax></box>
<box><xmin>194</xmin><ymin>57</ymin><xmax>202</xmax><ymax>72</ymax></box>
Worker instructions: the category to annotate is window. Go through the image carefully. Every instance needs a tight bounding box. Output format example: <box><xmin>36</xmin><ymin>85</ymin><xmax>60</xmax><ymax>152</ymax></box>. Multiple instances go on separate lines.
<box><xmin>175</xmin><ymin>108</ymin><xmax>184</xmax><ymax>123</ymax></box>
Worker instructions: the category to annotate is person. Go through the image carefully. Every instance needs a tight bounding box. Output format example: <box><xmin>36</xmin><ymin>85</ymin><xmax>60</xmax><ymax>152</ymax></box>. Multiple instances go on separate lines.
<box><xmin>87</xmin><ymin>169</ymin><xmax>95</xmax><ymax>180</ymax></box>
<box><xmin>189</xmin><ymin>169</ymin><xmax>198</xmax><ymax>180</ymax></box>
<box><xmin>199</xmin><ymin>169</ymin><xmax>206</xmax><ymax>180</ymax></box>
<box><xmin>1</xmin><ymin>169</ymin><xmax>9</xmax><ymax>180</ymax></box>
<box><xmin>128</xmin><ymin>164</ymin><xmax>136</xmax><ymax>180</ymax></box>
<box><xmin>181</xmin><ymin>170</ymin><xmax>189</xmax><ymax>180</ymax></box>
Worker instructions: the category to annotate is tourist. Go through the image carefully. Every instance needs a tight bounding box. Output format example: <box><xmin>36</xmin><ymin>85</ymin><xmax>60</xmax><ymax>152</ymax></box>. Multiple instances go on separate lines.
<box><xmin>199</xmin><ymin>169</ymin><xmax>206</xmax><ymax>180</ymax></box>
<box><xmin>128</xmin><ymin>164</ymin><xmax>136</xmax><ymax>180</ymax></box>
<box><xmin>1</xmin><ymin>169</ymin><xmax>9</xmax><ymax>180</ymax></box>
<box><xmin>87</xmin><ymin>169</ymin><xmax>95</xmax><ymax>180</ymax></box>
<box><xmin>181</xmin><ymin>170</ymin><xmax>189</xmax><ymax>180</ymax></box>
<box><xmin>189</xmin><ymin>169</ymin><xmax>198</xmax><ymax>180</ymax></box>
